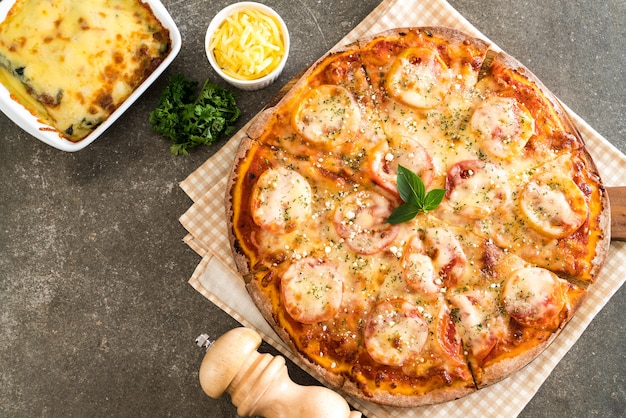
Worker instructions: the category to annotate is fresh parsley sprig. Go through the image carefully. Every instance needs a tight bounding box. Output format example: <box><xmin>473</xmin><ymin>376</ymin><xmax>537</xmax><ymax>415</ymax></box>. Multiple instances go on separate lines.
<box><xmin>149</xmin><ymin>74</ymin><xmax>241</xmax><ymax>155</ymax></box>
<box><xmin>386</xmin><ymin>165</ymin><xmax>446</xmax><ymax>224</ymax></box>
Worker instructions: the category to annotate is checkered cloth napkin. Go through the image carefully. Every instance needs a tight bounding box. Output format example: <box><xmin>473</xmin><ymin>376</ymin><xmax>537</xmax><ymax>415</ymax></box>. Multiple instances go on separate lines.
<box><xmin>179</xmin><ymin>0</ymin><xmax>626</xmax><ymax>416</ymax></box>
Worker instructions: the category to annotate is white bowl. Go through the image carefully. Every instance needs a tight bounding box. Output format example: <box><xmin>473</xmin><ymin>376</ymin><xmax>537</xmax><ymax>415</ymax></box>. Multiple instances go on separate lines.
<box><xmin>205</xmin><ymin>2</ymin><xmax>290</xmax><ymax>91</ymax></box>
<box><xmin>0</xmin><ymin>0</ymin><xmax>181</xmax><ymax>152</ymax></box>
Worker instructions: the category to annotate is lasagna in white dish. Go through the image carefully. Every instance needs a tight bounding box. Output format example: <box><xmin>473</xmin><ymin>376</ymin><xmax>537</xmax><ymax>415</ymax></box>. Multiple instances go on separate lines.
<box><xmin>0</xmin><ymin>0</ymin><xmax>171</xmax><ymax>142</ymax></box>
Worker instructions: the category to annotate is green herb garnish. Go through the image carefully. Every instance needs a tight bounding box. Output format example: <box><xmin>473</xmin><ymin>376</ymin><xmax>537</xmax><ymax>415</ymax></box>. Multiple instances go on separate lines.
<box><xmin>149</xmin><ymin>73</ymin><xmax>241</xmax><ymax>155</ymax></box>
<box><xmin>386</xmin><ymin>164</ymin><xmax>446</xmax><ymax>224</ymax></box>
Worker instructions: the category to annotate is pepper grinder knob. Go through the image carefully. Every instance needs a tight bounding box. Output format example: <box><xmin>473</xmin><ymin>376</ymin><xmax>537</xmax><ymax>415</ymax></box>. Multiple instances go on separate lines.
<box><xmin>198</xmin><ymin>327</ymin><xmax>362</xmax><ymax>418</ymax></box>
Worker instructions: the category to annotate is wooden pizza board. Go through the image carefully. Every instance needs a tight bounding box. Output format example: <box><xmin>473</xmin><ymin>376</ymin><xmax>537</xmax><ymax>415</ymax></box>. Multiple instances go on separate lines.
<box><xmin>608</xmin><ymin>186</ymin><xmax>626</xmax><ymax>240</ymax></box>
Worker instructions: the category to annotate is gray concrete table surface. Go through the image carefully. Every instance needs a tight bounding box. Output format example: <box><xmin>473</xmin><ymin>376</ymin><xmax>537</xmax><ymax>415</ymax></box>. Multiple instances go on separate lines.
<box><xmin>1</xmin><ymin>0</ymin><xmax>623</xmax><ymax>417</ymax></box>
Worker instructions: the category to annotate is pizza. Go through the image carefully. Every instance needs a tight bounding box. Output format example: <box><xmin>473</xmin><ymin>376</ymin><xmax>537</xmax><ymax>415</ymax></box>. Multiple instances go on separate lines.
<box><xmin>226</xmin><ymin>27</ymin><xmax>610</xmax><ymax>407</ymax></box>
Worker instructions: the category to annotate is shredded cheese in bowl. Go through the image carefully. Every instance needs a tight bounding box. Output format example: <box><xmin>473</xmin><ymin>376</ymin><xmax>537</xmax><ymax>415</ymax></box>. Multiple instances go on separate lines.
<box><xmin>206</xmin><ymin>2</ymin><xmax>289</xmax><ymax>90</ymax></box>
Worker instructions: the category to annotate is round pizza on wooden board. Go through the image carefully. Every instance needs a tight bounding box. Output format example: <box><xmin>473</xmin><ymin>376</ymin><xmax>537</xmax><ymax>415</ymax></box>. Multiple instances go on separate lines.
<box><xmin>225</xmin><ymin>27</ymin><xmax>610</xmax><ymax>407</ymax></box>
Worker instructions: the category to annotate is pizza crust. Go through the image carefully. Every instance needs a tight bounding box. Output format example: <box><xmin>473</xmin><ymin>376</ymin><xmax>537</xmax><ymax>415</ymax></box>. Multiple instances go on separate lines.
<box><xmin>355</xmin><ymin>26</ymin><xmax>490</xmax><ymax>50</ymax></box>
<box><xmin>475</xmin><ymin>333</ymin><xmax>557</xmax><ymax>389</ymax></box>
<box><xmin>340</xmin><ymin>378</ymin><xmax>476</xmax><ymax>408</ymax></box>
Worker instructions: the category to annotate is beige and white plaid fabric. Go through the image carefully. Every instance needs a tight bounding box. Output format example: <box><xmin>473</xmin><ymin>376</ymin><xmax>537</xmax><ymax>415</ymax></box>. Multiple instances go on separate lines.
<box><xmin>179</xmin><ymin>0</ymin><xmax>626</xmax><ymax>416</ymax></box>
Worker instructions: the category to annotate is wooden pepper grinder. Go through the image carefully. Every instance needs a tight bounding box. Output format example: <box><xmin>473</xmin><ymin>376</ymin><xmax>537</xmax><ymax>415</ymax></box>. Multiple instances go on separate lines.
<box><xmin>196</xmin><ymin>327</ymin><xmax>362</xmax><ymax>418</ymax></box>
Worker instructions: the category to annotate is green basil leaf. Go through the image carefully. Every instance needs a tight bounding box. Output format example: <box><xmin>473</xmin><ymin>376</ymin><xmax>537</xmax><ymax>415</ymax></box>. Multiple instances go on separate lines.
<box><xmin>387</xmin><ymin>165</ymin><xmax>446</xmax><ymax>224</ymax></box>
<box><xmin>423</xmin><ymin>188</ymin><xmax>446</xmax><ymax>211</ymax></box>
<box><xmin>386</xmin><ymin>203</ymin><xmax>420</xmax><ymax>225</ymax></box>
<box><xmin>397</xmin><ymin>164</ymin><xmax>425</xmax><ymax>206</ymax></box>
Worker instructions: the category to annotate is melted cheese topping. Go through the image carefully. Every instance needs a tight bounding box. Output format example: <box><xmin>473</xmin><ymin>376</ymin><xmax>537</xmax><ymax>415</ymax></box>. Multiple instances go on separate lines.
<box><xmin>423</xmin><ymin>228</ymin><xmax>468</xmax><ymax>287</ymax></box>
<box><xmin>364</xmin><ymin>300</ymin><xmax>429</xmax><ymax>367</ymax></box>
<box><xmin>401</xmin><ymin>228</ymin><xmax>468</xmax><ymax>297</ymax></box>
<box><xmin>333</xmin><ymin>190</ymin><xmax>399</xmax><ymax>255</ymax></box>
<box><xmin>369</xmin><ymin>135</ymin><xmax>435</xmax><ymax>194</ymax></box>
<box><xmin>386</xmin><ymin>47</ymin><xmax>451</xmax><ymax>109</ymax></box>
<box><xmin>0</xmin><ymin>0</ymin><xmax>170</xmax><ymax>141</ymax></box>
<box><xmin>250</xmin><ymin>167</ymin><xmax>312</xmax><ymax>234</ymax></box>
<box><xmin>448</xmin><ymin>290</ymin><xmax>508</xmax><ymax>360</ymax></box>
<box><xmin>470</xmin><ymin>96</ymin><xmax>535</xmax><ymax>159</ymax></box>
<box><xmin>292</xmin><ymin>84</ymin><xmax>361</xmax><ymax>146</ymax></box>
<box><xmin>520</xmin><ymin>173</ymin><xmax>588</xmax><ymax>238</ymax></box>
<box><xmin>445</xmin><ymin>160</ymin><xmax>510</xmax><ymax>219</ymax></box>
<box><xmin>402</xmin><ymin>236</ymin><xmax>439</xmax><ymax>296</ymax></box>
<box><xmin>281</xmin><ymin>257</ymin><xmax>344</xmax><ymax>324</ymax></box>
<box><xmin>501</xmin><ymin>267</ymin><xmax>565</xmax><ymax>328</ymax></box>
